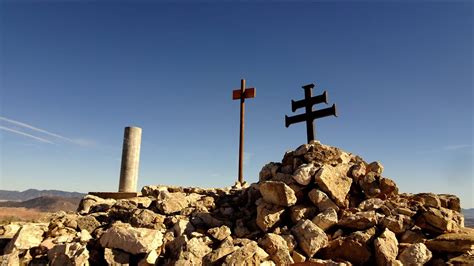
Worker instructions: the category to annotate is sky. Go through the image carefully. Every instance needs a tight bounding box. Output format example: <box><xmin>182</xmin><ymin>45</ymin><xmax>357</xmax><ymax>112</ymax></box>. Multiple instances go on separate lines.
<box><xmin>0</xmin><ymin>1</ymin><xmax>472</xmax><ymax>207</ymax></box>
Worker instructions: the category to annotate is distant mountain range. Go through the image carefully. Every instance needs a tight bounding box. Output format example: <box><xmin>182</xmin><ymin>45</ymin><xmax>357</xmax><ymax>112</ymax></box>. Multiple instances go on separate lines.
<box><xmin>0</xmin><ymin>189</ymin><xmax>85</xmax><ymax>201</ymax></box>
<box><xmin>0</xmin><ymin>196</ymin><xmax>81</xmax><ymax>212</ymax></box>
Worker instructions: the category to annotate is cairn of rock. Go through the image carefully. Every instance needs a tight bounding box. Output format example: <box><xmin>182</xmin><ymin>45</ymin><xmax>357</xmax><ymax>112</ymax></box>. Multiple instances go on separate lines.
<box><xmin>1</xmin><ymin>142</ymin><xmax>473</xmax><ymax>265</ymax></box>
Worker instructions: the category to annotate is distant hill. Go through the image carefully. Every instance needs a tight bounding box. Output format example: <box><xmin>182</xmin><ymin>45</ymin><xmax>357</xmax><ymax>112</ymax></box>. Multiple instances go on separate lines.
<box><xmin>462</xmin><ymin>208</ymin><xmax>474</xmax><ymax>228</ymax></box>
<box><xmin>0</xmin><ymin>196</ymin><xmax>81</xmax><ymax>212</ymax></box>
<box><xmin>0</xmin><ymin>189</ymin><xmax>85</xmax><ymax>201</ymax></box>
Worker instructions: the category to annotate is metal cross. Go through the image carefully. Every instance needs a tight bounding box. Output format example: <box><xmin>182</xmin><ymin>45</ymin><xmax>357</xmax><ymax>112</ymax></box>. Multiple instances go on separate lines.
<box><xmin>232</xmin><ymin>79</ymin><xmax>256</xmax><ymax>184</ymax></box>
<box><xmin>285</xmin><ymin>83</ymin><xmax>337</xmax><ymax>143</ymax></box>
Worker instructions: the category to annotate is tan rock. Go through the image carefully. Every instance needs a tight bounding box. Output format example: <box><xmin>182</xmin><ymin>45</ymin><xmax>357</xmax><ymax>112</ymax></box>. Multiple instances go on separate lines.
<box><xmin>256</xmin><ymin>202</ymin><xmax>285</xmax><ymax>232</ymax></box>
<box><xmin>382</xmin><ymin>214</ymin><xmax>413</xmax><ymax>234</ymax></box>
<box><xmin>289</xmin><ymin>205</ymin><xmax>318</xmax><ymax>224</ymax></box>
<box><xmin>374</xmin><ymin>228</ymin><xmax>398</xmax><ymax>266</ymax></box>
<box><xmin>156</xmin><ymin>192</ymin><xmax>189</xmax><ymax>214</ymax></box>
<box><xmin>224</xmin><ymin>241</ymin><xmax>269</xmax><ymax>265</ymax></box>
<box><xmin>308</xmin><ymin>189</ymin><xmax>339</xmax><ymax>212</ymax></box>
<box><xmin>207</xmin><ymin>225</ymin><xmax>231</xmax><ymax>241</ymax></box>
<box><xmin>438</xmin><ymin>194</ymin><xmax>461</xmax><ymax>212</ymax></box>
<box><xmin>291</xmin><ymin>219</ymin><xmax>328</xmax><ymax>257</ymax></box>
<box><xmin>398</xmin><ymin>243</ymin><xmax>432</xmax><ymax>265</ymax></box>
<box><xmin>447</xmin><ymin>253</ymin><xmax>474</xmax><ymax>265</ymax></box>
<box><xmin>319</xmin><ymin>237</ymin><xmax>371</xmax><ymax>265</ymax></box>
<box><xmin>338</xmin><ymin>211</ymin><xmax>377</xmax><ymax>230</ymax></box>
<box><xmin>77</xmin><ymin>194</ymin><xmax>116</xmax><ymax>214</ymax></box>
<box><xmin>100</xmin><ymin>222</ymin><xmax>163</xmax><ymax>254</ymax></box>
<box><xmin>291</xmin><ymin>250</ymin><xmax>306</xmax><ymax>263</ymax></box>
<box><xmin>259</xmin><ymin>181</ymin><xmax>297</xmax><ymax>207</ymax></box>
<box><xmin>399</xmin><ymin>229</ymin><xmax>426</xmax><ymax>244</ymax></box>
<box><xmin>173</xmin><ymin>218</ymin><xmax>195</xmax><ymax>237</ymax></box>
<box><xmin>103</xmin><ymin>248</ymin><xmax>130</xmax><ymax>265</ymax></box>
<box><xmin>292</xmin><ymin>163</ymin><xmax>318</xmax><ymax>186</ymax></box>
<box><xmin>417</xmin><ymin>206</ymin><xmax>461</xmax><ymax>233</ymax></box>
<box><xmin>259</xmin><ymin>233</ymin><xmax>294</xmax><ymax>265</ymax></box>
<box><xmin>259</xmin><ymin>162</ymin><xmax>281</xmax><ymax>181</ymax></box>
<box><xmin>0</xmin><ymin>224</ymin><xmax>21</xmax><ymax>239</ymax></box>
<box><xmin>48</xmin><ymin>242</ymin><xmax>90</xmax><ymax>266</ymax></box>
<box><xmin>312</xmin><ymin>208</ymin><xmax>338</xmax><ymax>231</ymax></box>
<box><xmin>425</xmin><ymin>231</ymin><xmax>474</xmax><ymax>253</ymax></box>
<box><xmin>367</xmin><ymin>161</ymin><xmax>384</xmax><ymax>175</ymax></box>
<box><xmin>415</xmin><ymin>193</ymin><xmax>441</xmax><ymax>208</ymax></box>
<box><xmin>308</xmin><ymin>258</ymin><xmax>352</xmax><ymax>266</ymax></box>
<box><xmin>4</xmin><ymin>223</ymin><xmax>47</xmax><ymax>253</ymax></box>
<box><xmin>315</xmin><ymin>165</ymin><xmax>352</xmax><ymax>208</ymax></box>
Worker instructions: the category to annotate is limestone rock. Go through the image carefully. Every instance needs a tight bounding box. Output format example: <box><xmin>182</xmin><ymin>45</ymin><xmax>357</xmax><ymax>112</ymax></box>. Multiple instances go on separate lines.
<box><xmin>223</xmin><ymin>241</ymin><xmax>269</xmax><ymax>265</ymax></box>
<box><xmin>173</xmin><ymin>218</ymin><xmax>195</xmax><ymax>237</ymax></box>
<box><xmin>315</xmin><ymin>165</ymin><xmax>352</xmax><ymax>208</ymax></box>
<box><xmin>338</xmin><ymin>211</ymin><xmax>377</xmax><ymax>230</ymax></box>
<box><xmin>292</xmin><ymin>163</ymin><xmax>318</xmax><ymax>186</ymax></box>
<box><xmin>259</xmin><ymin>181</ymin><xmax>297</xmax><ymax>207</ymax></box>
<box><xmin>374</xmin><ymin>228</ymin><xmax>399</xmax><ymax>266</ymax></box>
<box><xmin>312</xmin><ymin>208</ymin><xmax>338</xmax><ymax>231</ymax></box>
<box><xmin>259</xmin><ymin>162</ymin><xmax>280</xmax><ymax>181</ymax></box>
<box><xmin>308</xmin><ymin>189</ymin><xmax>339</xmax><ymax>212</ymax></box>
<box><xmin>77</xmin><ymin>195</ymin><xmax>116</xmax><ymax>214</ymax></box>
<box><xmin>290</xmin><ymin>205</ymin><xmax>318</xmax><ymax>224</ymax></box>
<box><xmin>259</xmin><ymin>233</ymin><xmax>294</xmax><ymax>265</ymax></box>
<box><xmin>207</xmin><ymin>225</ymin><xmax>231</xmax><ymax>241</ymax></box>
<box><xmin>417</xmin><ymin>206</ymin><xmax>461</xmax><ymax>233</ymax></box>
<box><xmin>367</xmin><ymin>161</ymin><xmax>384</xmax><ymax>175</ymax></box>
<box><xmin>4</xmin><ymin>223</ymin><xmax>47</xmax><ymax>253</ymax></box>
<box><xmin>100</xmin><ymin>222</ymin><xmax>163</xmax><ymax>254</ymax></box>
<box><xmin>0</xmin><ymin>224</ymin><xmax>21</xmax><ymax>239</ymax></box>
<box><xmin>156</xmin><ymin>192</ymin><xmax>189</xmax><ymax>214</ymax></box>
<box><xmin>103</xmin><ymin>248</ymin><xmax>130</xmax><ymax>265</ymax></box>
<box><xmin>381</xmin><ymin>214</ymin><xmax>413</xmax><ymax>234</ymax></box>
<box><xmin>291</xmin><ymin>219</ymin><xmax>328</xmax><ymax>257</ymax></box>
<box><xmin>319</xmin><ymin>237</ymin><xmax>371</xmax><ymax>265</ymax></box>
<box><xmin>77</xmin><ymin>216</ymin><xmax>100</xmax><ymax>233</ymax></box>
<box><xmin>398</xmin><ymin>243</ymin><xmax>432</xmax><ymax>265</ymax></box>
<box><xmin>47</xmin><ymin>242</ymin><xmax>89</xmax><ymax>266</ymax></box>
<box><xmin>425</xmin><ymin>231</ymin><xmax>474</xmax><ymax>253</ymax></box>
<box><xmin>256</xmin><ymin>202</ymin><xmax>285</xmax><ymax>232</ymax></box>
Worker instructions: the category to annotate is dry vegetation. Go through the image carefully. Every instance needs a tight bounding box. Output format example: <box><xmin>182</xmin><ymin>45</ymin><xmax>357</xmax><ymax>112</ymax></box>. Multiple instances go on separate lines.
<box><xmin>0</xmin><ymin>207</ymin><xmax>51</xmax><ymax>225</ymax></box>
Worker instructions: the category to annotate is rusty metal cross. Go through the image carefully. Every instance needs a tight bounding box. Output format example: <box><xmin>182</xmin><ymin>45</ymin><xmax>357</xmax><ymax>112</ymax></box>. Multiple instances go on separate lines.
<box><xmin>232</xmin><ymin>79</ymin><xmax>256</xmax><ymax>184</ymax></box>
<box><xmin>285</xmin><ymin>83</ymin><xmax>337</xmax><ymax>143</ymax></box>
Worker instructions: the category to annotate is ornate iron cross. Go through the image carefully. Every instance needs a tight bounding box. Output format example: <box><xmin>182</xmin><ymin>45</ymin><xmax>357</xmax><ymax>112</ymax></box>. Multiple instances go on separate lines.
<box><xmin>285</xmin><ymin>83</ymin><xmax>337</xmax><ymax>143</ymax></box>
<box><xmin>232</xmin><ymin>79</ymin><xmax>256</xmax><ymax>184</ymax></box>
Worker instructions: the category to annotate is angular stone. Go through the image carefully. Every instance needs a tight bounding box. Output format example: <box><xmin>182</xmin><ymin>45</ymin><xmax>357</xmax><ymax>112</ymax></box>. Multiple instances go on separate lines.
<box><xmin>438</xmin><ymin>194</ymin><xmax>461</xmax><ymax>212</ymax></box>
<box><xmin>399</xmin><ymin>229</ymin><xmax>426</xmax><ymax>244</ymax></box>
<box><xmin>425</xmin><ymin>231</ymin><xmax>474</xmax><ymax>253</ymax></box>
<box><xmin>367</xmin><ymin>161</ymin><xmax>384</xmax><ymax>175</ymax></box>
<box><xmin>398</xmin><ymin>243</ymin><xmax>432</xmax><ymax>265</ymax></box>
<box><xmin>308</xmin><ymin>189</ymin><xmax>339</xmax><ymax>212</ymax></box>
<box><xmin>374</xmin><ymin>228</ymin><xmax>398</xmax><ymax>266</ymax></box>
<box><xmin>0</xmin><ymin>224</ymin><xmax>21</xmax><ymax>239</ymax></box>
<box><xmin>77</xmin><ymin>195</ymin><xmax>116</xmax><ymax>214</ymax></box>
<box><xmin>319</xmin><ymin>237</ymin><xmax>371</xmax><ymax>265</ymax></box>
<box><xmin>291</xmin><ymin>219</ymin><xmax>328</xmax><ymax>257</ymax></box>
<box><xmin>381</xmin><ymin>214</ymin><xmax>413</xmax><ymax>234</ymax></box>
<box><xmin>256</xmin><ymin>202</ymin><xmax>285</xmax><ymax>232</ymax></box>
<box><xmin>259</xmin><ymin>162</ymin><xmax>280</xmax><ymax>181</ymax></box>
<box><xmin>104</xmin><ymin>248</ymin><xmax>130</xmax><ymax>265</ymax></box>
<box><xmin>100</xmin><ymin>222</ymin><xmax>163</xmax><ymax>254</ymax></box>
<box><xmin>173</xmin><ymin>218</ymin><xmax>195</xmax><ymax>237</ymax></box>
<box><xmin>156</xmin><ymin>192</ymin><xmax>189</xmax><ymax>214</ymax></box>
<box><xmin>338</xmin><ymin>211</ymin><xmax>377</xmax><ymax>230</ymax></box>
<box><xmin>224</xmin><ymin>241</ymin><xmax>269</xmax><ymax>265</ymax></box>
<box><xmin>312</xmin><ymin>208</ymin><xmax>338</xmax><ymax>231</ymax></box>
<box><xmin>259</xmin><ymin>181</ymin><xmax>297</xmax><ymax>207</ymax></box>
<box><xmin>130</xmin><ymin>209</ymin><xmax>166</xmax><ymax>230</ymax></box>
<box><xmin>289</xmin><ymin>205</ymin><xmax>318</xmax><ymax>224</ymax></box>
<box><xmin>47</xmin><ymin>243</ymin><xmax>89</xmax><ymax>266</ymax></box>
<box><xmin>414</xmin><ymin>193</ymin><xmax>441</xmax><ymax>208</ymax></box>
<box><xmin>207</xmin><ymin>225</ymin><xmax>232</xmax><ymax>241</ymax></box>
<box><xmin>259</xmin><ymin>233</ymin><xmax>294</xmax><ymax>265</ymax></box>
<box><xmin>77</xmin><ymin>216</ymin><xmax>100</xmax><ymax>233</ymax></box>
<box><xmin>447</xmin><ymin>253</ymin><xmax>474</xmax><ymax>265</ymax></box>
<box><xmin>292</xmin><ymin>163</ymin><xmax>318</xmax><ymax>186</ymax></box>
<box><xmin>417</xmin><ymin>206</ymin><xmax>461</xmax><ymax>233</ymax></box>
<box><xmin>315</xmin><ymin>165</ymin><xmax>352</xmax><ymax>208</ymax></box>
<box><xmin>358</xmin><ymin>198</ymin><xmax>385</xmax><ymax>211</ymax></box>
<box><xmin>4</xmin><ymin>223</ymin><xmax>47</xmax><ymax>253</ymax></box>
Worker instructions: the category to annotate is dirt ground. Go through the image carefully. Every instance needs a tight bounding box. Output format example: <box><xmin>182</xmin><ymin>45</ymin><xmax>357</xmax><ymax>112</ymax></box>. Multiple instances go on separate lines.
<box><xmin>0</xmin><ymin>207</ymin><xmax>50</xmax><ymax>225</ymax></box>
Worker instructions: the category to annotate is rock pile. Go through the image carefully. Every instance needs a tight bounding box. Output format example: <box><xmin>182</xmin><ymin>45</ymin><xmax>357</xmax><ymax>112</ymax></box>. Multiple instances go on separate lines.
<box><xmin>1</xmin><ymin>142</ymin><xmax>473</xmax><ymax>265</ymax></box>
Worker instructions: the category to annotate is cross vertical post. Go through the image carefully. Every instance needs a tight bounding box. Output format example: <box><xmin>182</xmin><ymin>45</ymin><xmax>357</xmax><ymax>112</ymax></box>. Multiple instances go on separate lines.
<box><xmin>232</xmin><ymin>79</ymin><xmax>256</xmax><ymax>184</ymax></box>
<box><xmin>303</xmin><ymin>84</ymin><xmax>315</xmax><ymax>143</ymax></box>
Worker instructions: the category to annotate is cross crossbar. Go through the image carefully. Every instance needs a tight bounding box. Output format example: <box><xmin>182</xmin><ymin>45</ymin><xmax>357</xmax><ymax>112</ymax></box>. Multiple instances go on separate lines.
<box><xmin>285</xmin><ymin>83</ymin><xmax>338</xmax><ymax>143</ymax></box>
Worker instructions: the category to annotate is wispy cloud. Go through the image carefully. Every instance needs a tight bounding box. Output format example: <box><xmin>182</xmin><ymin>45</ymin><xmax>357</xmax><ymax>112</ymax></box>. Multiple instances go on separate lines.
<box><xmin>443</xmin><ymin>144</ymin><xmax>472</xmax><ymax>151</ymax></box>
<box><xmin>0</xmin><ymin>126</ymin><xmax>53</xmax><ymax>144</ymax></box>
<box><xmin>0</xmin><ymin>116</ymin><xmax>95</xmax><ymax>146</ymax></box>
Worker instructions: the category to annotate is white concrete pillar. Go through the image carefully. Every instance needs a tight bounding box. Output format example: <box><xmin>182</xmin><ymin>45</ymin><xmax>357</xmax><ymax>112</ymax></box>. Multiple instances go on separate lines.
<box><xmin>118</xmin><ymin>126</ymin><xmax>142</xmax><ymax>192</ymax></box>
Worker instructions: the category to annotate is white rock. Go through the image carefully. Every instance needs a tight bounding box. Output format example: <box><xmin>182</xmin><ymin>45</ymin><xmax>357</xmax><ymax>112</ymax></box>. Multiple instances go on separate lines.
<box><xmin>291</xmin><ymin>219</ymin><xmax>328</xmax><ymax>257</ymax></box>
<box><xmin>315</xmin><ymin>165</ymin><xmax>352</xmax><ymax>208</ymax></box>
<box><xmin>292</xmin><ymin>163</ymin><xmax>318</xmax><ymax>185</ymax></box>
<box><xmin>398</xmin><ymin>243</ymin><xmax>432</xmax><ymax>265</ymax></box>
<box><xmin>374</xmin><ymin>228</ymin><xmax>399</xmax><ymax>266</ymax></box>
<box><xmin>259</xmin><ymin>181</ymin><xmax>297</xmax><ymax>207</ymax></box>
<box><xmin>312</xmin><ymin>208</ymin><xmax>338</xmax><ymax>231</ymax></box>
<box><xmin>100</xmin><ymin>222</ymin><xmax>163</xmax><ymax>254</ymax></box>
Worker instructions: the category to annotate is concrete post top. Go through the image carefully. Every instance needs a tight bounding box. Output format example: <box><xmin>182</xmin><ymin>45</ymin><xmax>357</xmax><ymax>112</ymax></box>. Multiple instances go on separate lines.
<box><xmin>125</xmin><ymin>126</ymin><xmax>142</xmax><ymax>131</ymax></box>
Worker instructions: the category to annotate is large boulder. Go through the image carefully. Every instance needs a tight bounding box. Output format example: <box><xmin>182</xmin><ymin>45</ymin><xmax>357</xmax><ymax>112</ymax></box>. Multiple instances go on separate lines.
<box><xmin>291</xmin><ymin>219</ymin><xmax>328</xmax><ymax>257</ymax></box>
<box><xmin>99</xmin><ymin>222</ymin><xmax>163</xmax><ymax>254</ymax></box>
<box><xmin>256</xmin><ymin>202</ymin><xmax>285</xmax><ymax>232</ymax></box>
<box><xmin>292</xmin><ymin>163</ymin><xmax>318</xmax><ymax>185</ymax></box>
<box><xmin>4</xmin><ymin>224</ymin><xmax>47</xmax><ymax>253</ymax></box>
<box><xmin>259</xmin><ymin>233</ymin><xmax>294</xmax><ymax>265</ymax></box>
<box><xmin>315</xmin><ymin>165</ymin><xmax>352</xmax><ymax>208</ymax></box>
<box><xmin>374</xmin><ymin>228</ymin><xmax>399</xmax><ymax>266</ymax></box>
<box><xmin>398</xmin><ymin>243</ymin><xmax>432</xmax><ymax>265</ymax></box>
<box><xmin>259</xmin><ymin>181</ymin><xmax>297</xmax><ymax>207</ymax></box>
<box><xmin>425</xmin><ymin>231</ymin><xmax>474</xmax><ymax>253</ymax></box>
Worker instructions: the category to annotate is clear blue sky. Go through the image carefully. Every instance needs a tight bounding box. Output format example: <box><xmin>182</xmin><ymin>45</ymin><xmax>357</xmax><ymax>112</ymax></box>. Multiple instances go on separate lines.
<box><xmin>0</xmin><ymin>1</ymin><xmax>472</xmax><ymax>207</ymax></box>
